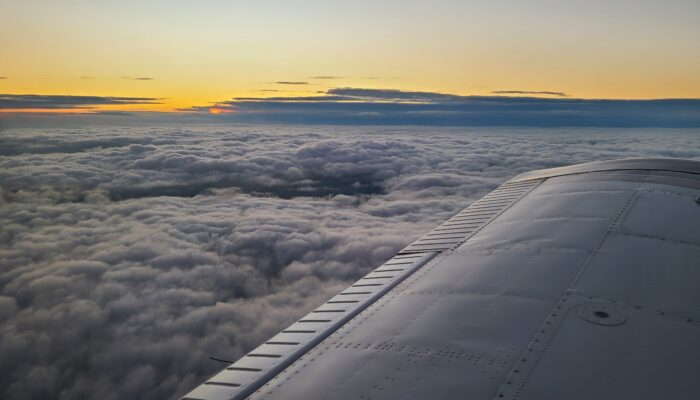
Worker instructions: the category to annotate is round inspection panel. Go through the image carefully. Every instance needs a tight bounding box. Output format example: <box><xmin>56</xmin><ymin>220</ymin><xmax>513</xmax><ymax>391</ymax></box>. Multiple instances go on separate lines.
<box><xmin>577</xmin><ymin>303</ymin><xmax>626</xmax><ymax>326</ymax></box>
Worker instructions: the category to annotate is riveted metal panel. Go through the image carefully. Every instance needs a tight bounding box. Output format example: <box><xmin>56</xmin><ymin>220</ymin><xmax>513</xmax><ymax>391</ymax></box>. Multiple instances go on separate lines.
<box><xmin>495</xmin><ymin>295</ymin><xmax>700</xmax><ymax>400</ymax></box>
<box><xmin>571</xmin><ymin>182</ymin><xmax>700</xmax><ymax>320</ymax></box>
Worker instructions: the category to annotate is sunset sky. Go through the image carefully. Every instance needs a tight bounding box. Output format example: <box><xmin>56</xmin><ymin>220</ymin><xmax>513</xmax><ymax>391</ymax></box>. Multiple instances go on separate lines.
<box><xmin>1</xmin><ymin>0</ymin><xmax>699</xmax><ymax>117</ymax></box>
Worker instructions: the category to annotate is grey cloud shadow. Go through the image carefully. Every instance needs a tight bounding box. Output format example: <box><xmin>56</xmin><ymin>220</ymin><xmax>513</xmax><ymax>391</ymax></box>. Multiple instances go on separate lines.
<box><xmin>108</xmin><ymin>173</ymin><xmax>386</xmax><ymax>201</ymax></box>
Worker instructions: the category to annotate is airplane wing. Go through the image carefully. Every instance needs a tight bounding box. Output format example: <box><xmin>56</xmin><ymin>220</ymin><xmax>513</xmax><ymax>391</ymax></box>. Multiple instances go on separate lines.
<box><xmin>182</xmin><ymin>158</ymin><xmax>700</xmax><ymax>400</ymax></box>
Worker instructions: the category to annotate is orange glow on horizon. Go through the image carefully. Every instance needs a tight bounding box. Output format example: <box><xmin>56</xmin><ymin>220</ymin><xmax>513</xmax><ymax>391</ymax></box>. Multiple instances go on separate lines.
<box><xmin>209</xmin><ymin>107</ymin><xmax>233</xmax><ymax>114</ymax></box>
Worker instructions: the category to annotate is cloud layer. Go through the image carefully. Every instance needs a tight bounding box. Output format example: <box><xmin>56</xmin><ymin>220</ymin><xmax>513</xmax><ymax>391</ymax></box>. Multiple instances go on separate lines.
<box><xmin>189</xmin><ymin>88</ymin><xmax>700</xmax><ymax>127</ymax></box>
<box><xmin>0</xmin><ymin>94</ymin><xmax>162</xmax><ymax>110</ymax></box>
<box><xmin>0</xmin><ymin>125</ymin><xmax>699</xmax><ymax>399</ymax></box>
<box><xmin>491</xmin><ymin>90</ymin><xmax>568</xmax><ymax>97</ymax></box>
<box><xmin>2</xmin><ymin>88</ymin><xmax>699</xmax><ymax>128</ymax></box>
<box><xmin>273</xmin><ymin>81</ymin><xmax>309</xmax><ymax>85</ymax></box>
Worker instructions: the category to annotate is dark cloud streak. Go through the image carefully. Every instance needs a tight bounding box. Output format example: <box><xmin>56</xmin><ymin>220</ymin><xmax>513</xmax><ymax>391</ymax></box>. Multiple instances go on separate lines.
<box><xmin>0</xmin><ymin>94</ymin><xmax>162</xmax><ymax>110</ymax></box>
<box><xmin>492</xmin><ymin>90</ymin><xmax>569</xmax><ymax>97</ymax></box>
<box><xmin>186</xmin><ymin>88</ymin><xmax>700</xmax><ymax>128</ymax></box>
<box><xmin>3</xmin><ymin>88</ymin><xmax>700</xmax><ymax>128</ymax></box>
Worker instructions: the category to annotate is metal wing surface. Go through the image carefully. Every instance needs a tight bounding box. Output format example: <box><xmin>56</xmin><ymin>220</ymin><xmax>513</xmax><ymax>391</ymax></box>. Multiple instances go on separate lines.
<box><xmin>182</xmin><ymin>158</ymin><xmax>700</xmax><ymax>400</ymax></box>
